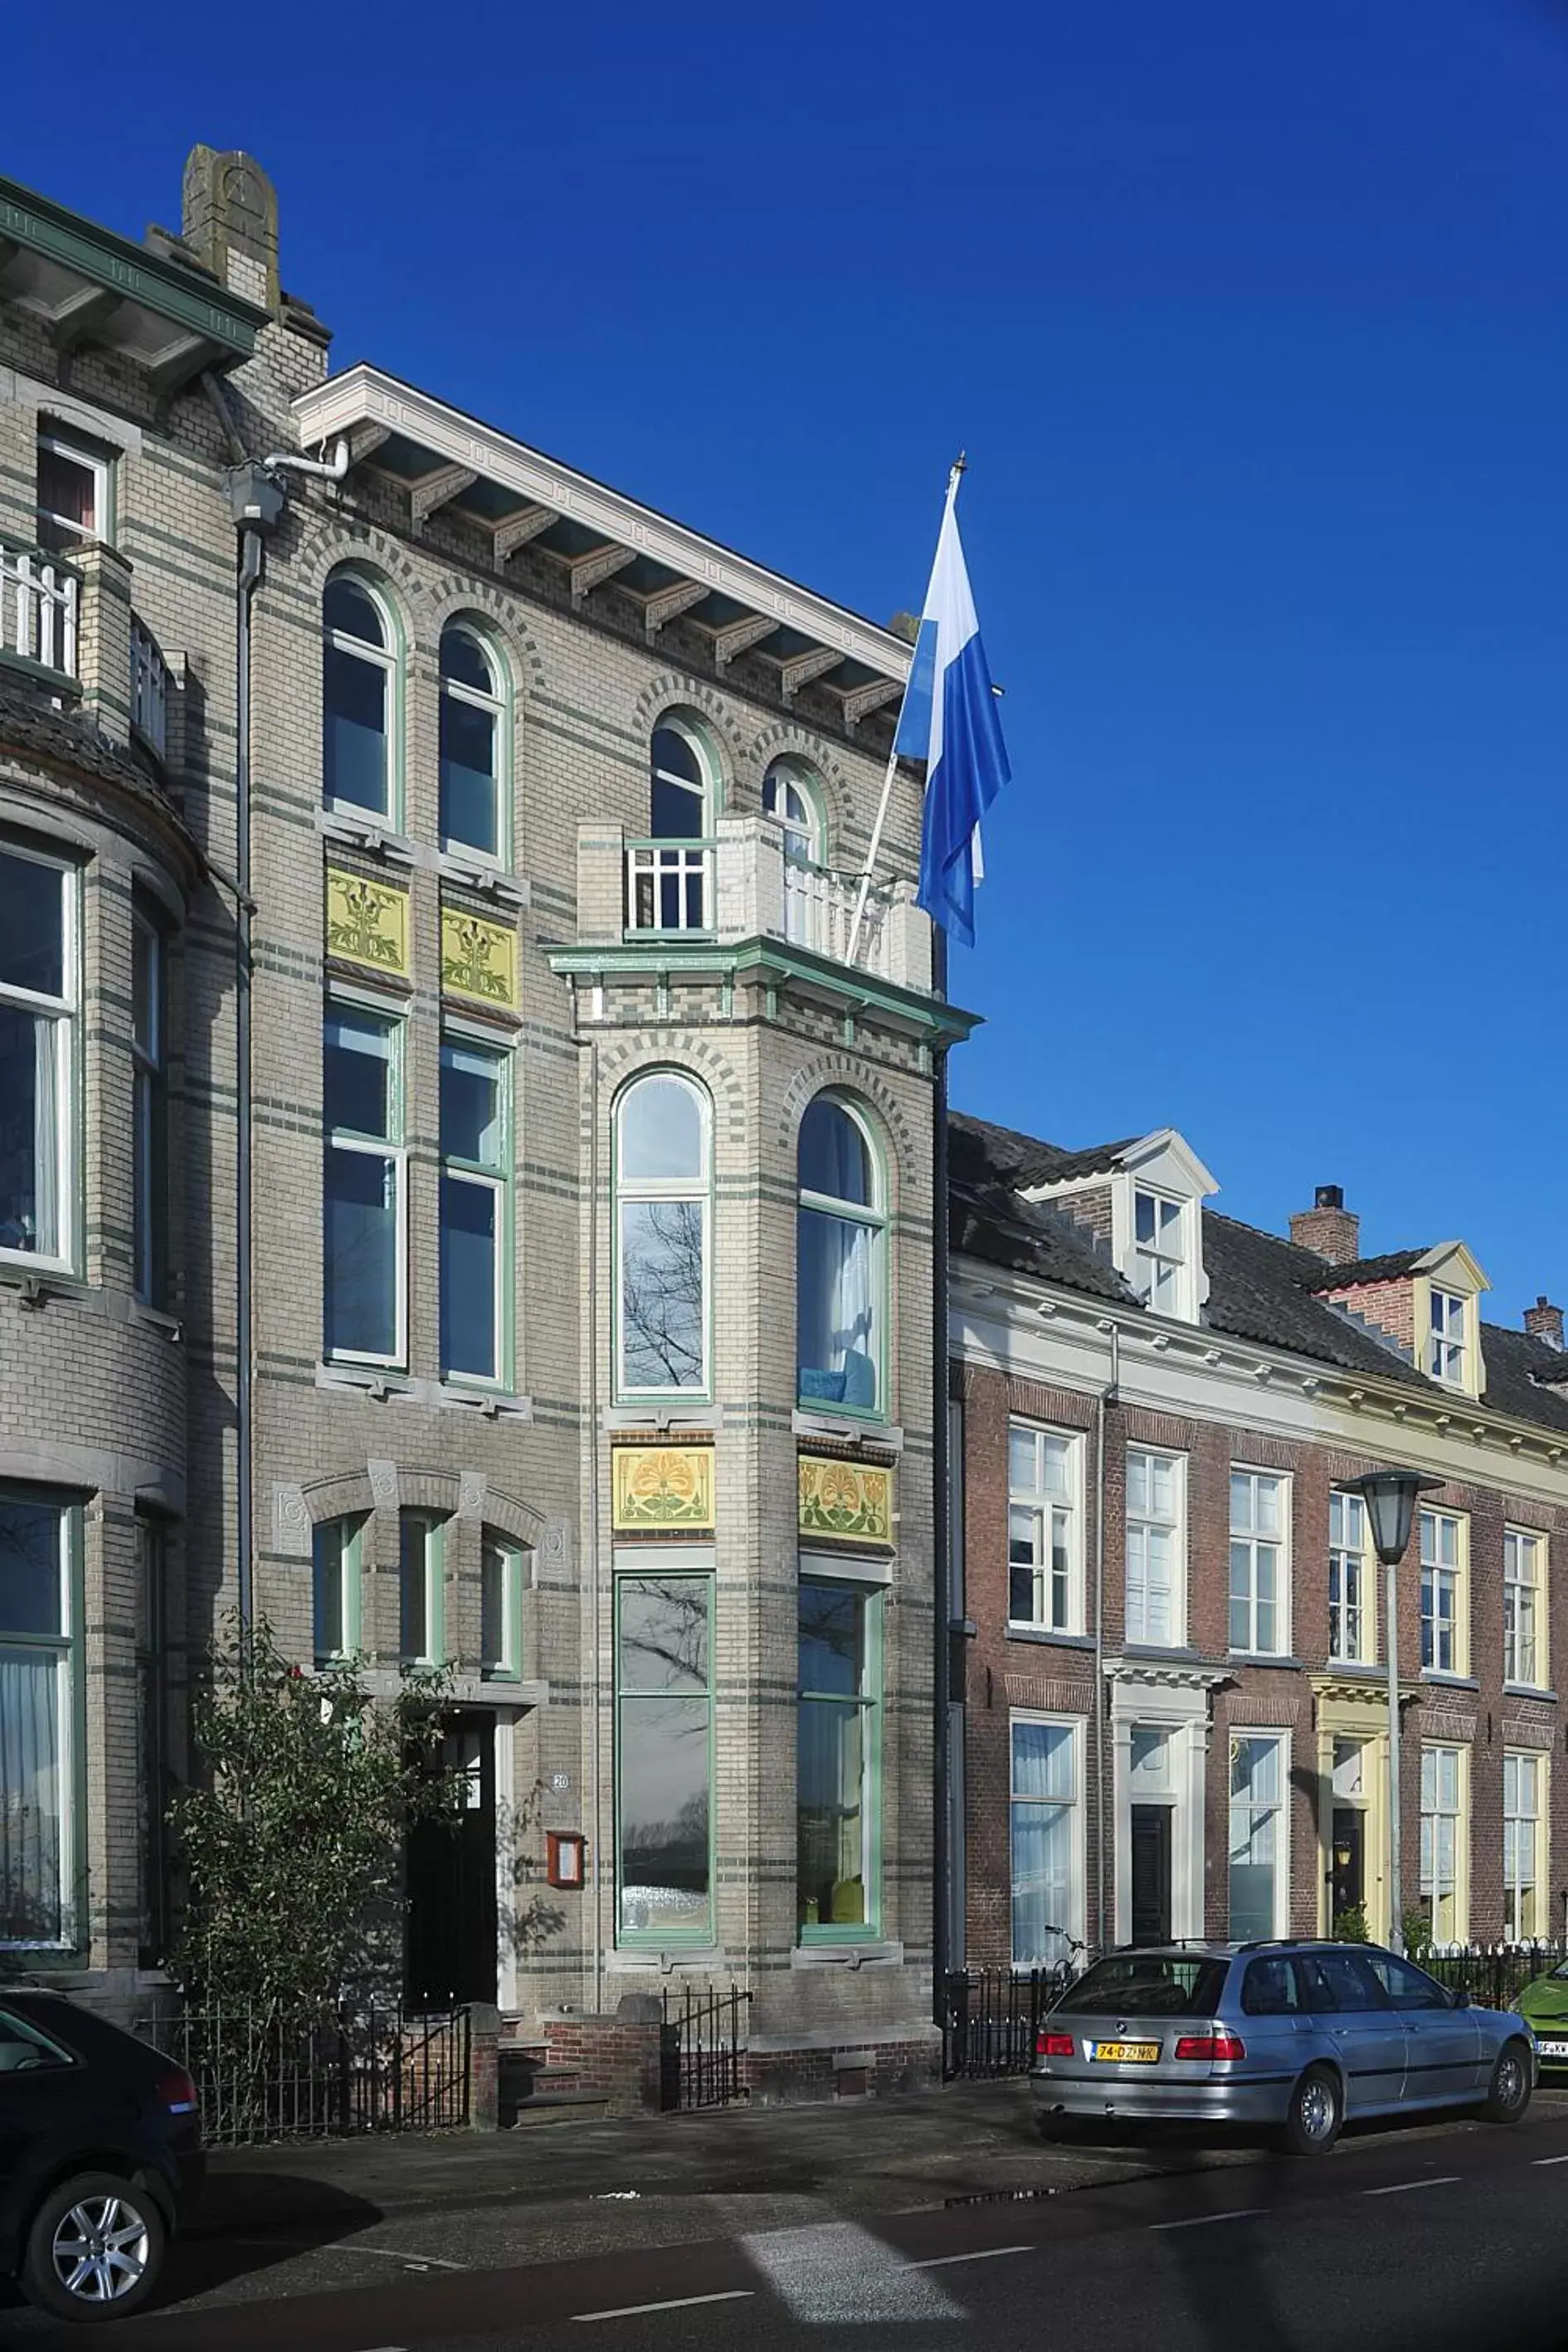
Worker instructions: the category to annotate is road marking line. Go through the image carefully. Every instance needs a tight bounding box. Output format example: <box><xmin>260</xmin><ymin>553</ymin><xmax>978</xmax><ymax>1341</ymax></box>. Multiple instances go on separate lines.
<box><xmin>1534</xmin><ymin>2155</ymin><xmax>1568</xmax><ymax>2166</ymax></box>
<box><xmin>1364</xmin><ymin>2176</ymin><xmax>1461</xmax><ymax>2197</ymax></box>
<box><xmin>314</xmin><ymin>2244</ymin><xmax>466</xmax><ymax>2271</ymax></box>
<box><xmin>903</xmin><ymin>2244</ymin><xmax>1034</xmax><ymax>2269</ymax></box>
<box><xmin>1150</xmin><ymin>2209</ymin><xmax>1265</xmax><ymax>2232</ymax></box>
<box><xmin>742</xmin><ymin>2220</ymin><xmax>963</xmax><ymax>2323</ymax></box>
<box><xmin>572</xmin><ymin>2291</ymin><xmax>755</xmax><ymax>2323</ymax></box>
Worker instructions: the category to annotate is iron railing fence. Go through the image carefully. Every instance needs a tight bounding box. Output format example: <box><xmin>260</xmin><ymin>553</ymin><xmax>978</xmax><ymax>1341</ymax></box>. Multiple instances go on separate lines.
<box><xmin>942</xmin><ymin>1967</ymin><xmax>1075</xmax><ymax>2080</ymax></box>
<box><xmin>660</xmin><ymin>1981</ymin><xmax>752</xmax><ymax>2110</ymax></box>
<box><xmin>134</xmin><ymin>2003</ymin><xmax>470</xmax><ymax>2145</ymax></box>
<box><xmin>1418</xmin><ymin>1942</ymin><xmax>1566</xmax><ymax>2010</ymax></box>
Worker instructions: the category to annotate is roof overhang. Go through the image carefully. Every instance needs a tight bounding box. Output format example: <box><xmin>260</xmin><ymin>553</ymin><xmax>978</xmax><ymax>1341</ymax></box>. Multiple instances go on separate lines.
<box><xmin>0</xmin><ymin>176</ymin><xmax>266</xmax><ymax>389</ymax></box>
<box><xmin>293</xmin><ymin>364</ymin><xmax>913</xmax><ymax>722</ymax></box>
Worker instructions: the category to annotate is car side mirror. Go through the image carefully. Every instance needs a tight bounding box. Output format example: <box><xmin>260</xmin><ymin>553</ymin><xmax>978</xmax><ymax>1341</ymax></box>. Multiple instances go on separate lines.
<box><xmin>1450</xmin><ymin>1988</ymin><xmax>1470</xmax><ymax>2009</ymax></box>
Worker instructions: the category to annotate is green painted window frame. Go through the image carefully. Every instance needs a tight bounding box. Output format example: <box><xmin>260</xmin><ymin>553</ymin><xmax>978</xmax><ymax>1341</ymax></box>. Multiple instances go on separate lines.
<box><xmin>322</xmin><ymin>992</ymin><xmax>407</xmax><ymax>1369</ymax></box>
<box><xmin>0</xmin><ymin>1483</ymin><xmax>86</xmax><ymax>1961</ymax></box>
<box><xmin>322</xmin><ymin>566</ymin><xmax>406</xmax><ymax>831</ymax></box>
<box><xmin>438</xmin><ymin>619</ymin><xmax>513</xmax><ymax>869</ymax></box>
<box><xmin>438</xmin><ymin>1029</ymin><xmax>514</xmax><ymax>1391</ymax></box>
<box><xmin>131</xmin><ymin>903</ymin><xmax>168</xmax><ymax>1307</ymax></box>
<box><xmin>480</xmin><ymin>1531</ymin><xmax>525</xmax><ymax>1681</ymax></box>
<box><xmin>796</xmin><ymin>1576</ymin><xmax>883</xmax><ymax>1945</ymax></box>
<box><xmin>613</xmin><ymin>1569</ymin><xmax>716</xmax><ymax>1950</ymax></box>
<box><xmin>611</xmin><ymin>1069</ymin><xmax>713</xmax><ymax>1405</ymax></box>
<box><xmin>795</xmin><ymin>1093</ymin><xmax>889</xmax><ymax>1424</ymax></box>
<box><xmin>312</xmin><ymin>1514</ymin><xmax>365</xmax><ymax>1667</ymax></box>
<box><xmin>398</xmin><ymin>1512</ymin><xmax>446</xmax><ymax>1667</ymax></box>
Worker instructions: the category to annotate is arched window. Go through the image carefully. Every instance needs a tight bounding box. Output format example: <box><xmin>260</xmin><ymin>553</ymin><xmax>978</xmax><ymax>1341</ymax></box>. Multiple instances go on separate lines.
<box><xmin>616</xmin><ymin>1072</ymin><xmax>711</xmax><ymax>1395</ymax></box>
<box><xmin>796</xmin><ymin>1095</ymin><xmax>884</xmax><ymax>1415</ymax></box>
<box><xmin>763</xmin><ymin>759</ymin><xmax>825</xmax><ymax>946</ymax></box>
<box><xmin>633</xmin><ymin>718</ymin><xmax>714</xmax><ymax>933</ymax></box>
<box><xmin>323</xmin><ymin>572</ymin><xmax>397</xmax><ymax>819</ymax></box>
<box><xmin>440</xmin><ymin>622</ymin><xmax>505</xmax><ymax>860</ymax></box>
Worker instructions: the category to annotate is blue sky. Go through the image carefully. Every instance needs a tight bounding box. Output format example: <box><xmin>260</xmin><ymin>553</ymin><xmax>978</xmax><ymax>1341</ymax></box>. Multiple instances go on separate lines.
<box><xmin>8</xmin><ymin>0</ymin><xmax>1567</xmax><ymax>1320</ymax></box>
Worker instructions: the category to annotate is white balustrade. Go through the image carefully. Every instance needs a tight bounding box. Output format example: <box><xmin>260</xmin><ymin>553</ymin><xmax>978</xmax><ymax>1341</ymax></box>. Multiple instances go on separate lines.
<box><xmin>0</xmin><ymin>544</ymin><xmax>79</xmax><ymax>679</ymax></box>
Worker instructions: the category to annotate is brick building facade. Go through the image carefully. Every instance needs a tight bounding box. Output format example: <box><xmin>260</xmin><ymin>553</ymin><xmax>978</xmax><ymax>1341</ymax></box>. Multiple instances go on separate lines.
<box><xmin>0</xmin><ymin>147</ymin><xmax>969</xmax><ymax>2086</ymax></box>
<box><xmin>951</xmin><ymin>1118</ymin><xmax>1568</xmax><ymax>1968</ymax></box>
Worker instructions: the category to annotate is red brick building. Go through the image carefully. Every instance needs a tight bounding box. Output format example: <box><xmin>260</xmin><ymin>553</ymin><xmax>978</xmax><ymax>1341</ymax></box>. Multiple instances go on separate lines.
<box><xmin>948</xmin><ymin>1114</ymin><xmax>1568</xmax><ymax>1967</ymax></box>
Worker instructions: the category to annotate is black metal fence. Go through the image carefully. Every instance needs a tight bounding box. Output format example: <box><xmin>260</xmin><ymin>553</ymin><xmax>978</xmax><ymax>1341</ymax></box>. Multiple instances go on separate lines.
<box><xmin>661</xmin><ymin>1982</ymin><xmax>752</xmax><ymax>2110</ymax></box>
<box><xmin>1419</xmin><ymin>1943</ymin><xmax>1566</xmax><ymax>2010</ymax></box>
<box><xmin>137</xmin><ymin>2003</ymin><xmax>470</xmax><ymax>2145</ymax></box>
<box><xmin>942</xmin><ymin>1967</ymin><xmax>1066</xmax><ymax>2080</ymax></box>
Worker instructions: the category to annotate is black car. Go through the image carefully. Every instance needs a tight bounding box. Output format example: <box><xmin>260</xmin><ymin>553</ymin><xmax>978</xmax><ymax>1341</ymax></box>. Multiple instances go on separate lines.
<box><xmin>0</xmin><ymin>1991</ymin><xmax>202</xmax><ymax>2322</ymax></box>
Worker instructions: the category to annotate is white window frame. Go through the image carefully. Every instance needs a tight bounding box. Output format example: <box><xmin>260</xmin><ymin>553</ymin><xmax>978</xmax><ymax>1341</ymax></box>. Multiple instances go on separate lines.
<box><xmin>438</xmin><ymin>622</ymin><xmax>509</xmax><ymax>865</ymax></box>
<box><xmin>1007</xmin><ymin>1422</ymin><xmax>1085</xmax><ymax>1635</ymax></box>
<box><xmin>312</xmin><ymin>1515</ymin><xmax>363</xmax><ymax>1666</ymax></box>
<box><xmin>1228</xmin><ymin>1730</ymin><xmax>1291</xmax><ymax>1941</ymax></box>
<box><xmin>1132</xmin><ymin>1186</ymin><xmax>1189</xmax><ymax>1317</ymax></box>
<box><xmin>322</xmin><ymin>572</ymin><xmax>398</xmax><ymax>823</ymax></box>
<box><xmin>1503</xmin><ymin>1527</ymin><xmax>1546</xmax><ymax>1692</ymax></box>
<box><xmin>480</xmin><ymin>1532</ymin><xmax>524</xmax><ymax>1680</ymax></box>
<box><xmin>1427</xmin><ymin>1286</ymin><xmax>1468</xmax><ymax>1387</ymax></box>
<box><xmin>322</xmin><ymin>993</ymin><xmax>407</xmax><ymax>1369</ymax></box>
<box><xmin>438</xmin><ymin>1030</ymin><xmax>511</xmax><ymax>1388</ymax></box>
<box><xmin>1008</xmin><ymin>1709</ymin><xmax>1084</xmax><ymax>1969</ymax></box>
<box><xmin>0</xmin><ymin>1488</ymin><xmax>77</xmax><ymax>1951</ymax></box>
<box><xmin>795</xmin><ymin>1093</ymin><xmax>886</xmax><ymax>1419</ymax></box>
<box><xmin>1419</xmin><ymin>1507</ymin><xmax>1468</xmax><ymax>1678</ymax></box>
<box><xmin>1419</xmin><ymin>1741</ymin><xmax>1467</xmax><ymax>1945</ymax></box>
<box><xmin>37</xmin><ymin>430</ymin><xmax>110</xmax><ymax>553</ymax></box>
<box><xmin>1328</xmin><ymin>1490</ymin><xmax>1376</xmax><ymax>1668</ymax></box>
<box><xmin>0</xmin><ymin>840</ymin><xmax>78</xmax><ymax>1275</ymax></box>
<box><xmin>1229</xmin><ymin>1468</ymin><xmax>1291</xmax><ymax>1658</ymax></box>
<box><xmin>1502</xmin><ymin>1750</ymin><xmax>1548</xmax><ymax>1943</ymax></box>
<box><xmin>1124</xmin><ymin>1445</ymin><xmax>1186</xmax><ymax>1648</ymax></box>
<box><xmin>398</xmin><ymin>1512</ymin><xmax>445</xmax><ymax>1666</ymax></box>
<box><xmin>615</xmin><ymin>1070</ymin><xmax>713</xmax><ymax>1400</ymax></box>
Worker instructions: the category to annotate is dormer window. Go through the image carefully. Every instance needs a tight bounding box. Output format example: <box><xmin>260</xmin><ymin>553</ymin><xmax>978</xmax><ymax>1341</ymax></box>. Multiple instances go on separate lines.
<box><xmin>1133</xmin><ymin>1190</ymin><xmax>1185</xmax><ymax>1315</ymax></box>
<box><xmin>1428</xmin><ymin>1288</ymin><xmax>1466</xmax><ymax>1386</ymax></box>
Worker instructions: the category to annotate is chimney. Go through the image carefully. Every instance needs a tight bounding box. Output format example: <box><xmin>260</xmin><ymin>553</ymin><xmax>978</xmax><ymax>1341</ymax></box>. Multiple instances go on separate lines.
<box><xmin>1524</xmin><ymin>1295</ymin><xmax>1564</xmax><ymax>1351</ymax></box>
<box><xmin>1289</xmin><ymin>1183</ymin><xmax>1361</xmax><ymax>1267</ymax></box>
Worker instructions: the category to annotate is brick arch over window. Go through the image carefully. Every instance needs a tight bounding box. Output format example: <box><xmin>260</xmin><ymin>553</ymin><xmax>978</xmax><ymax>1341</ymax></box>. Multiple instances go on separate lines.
<box><xmin>299</xmin><ymin>1470</ymin><xmax>377</xmax><ymax>1526</ymax></box>
<box><xmin>426</xmin><ymin>574</ymin><xmax>548</xmax><ymax>707</ymax></box>
<box><xmin>777</xmin><ymin>1054</ymin><xmax>918</xmax><ymax>1190</ymax></box>
<box><xmin>481</xmin><ymin>1485</ymin><xmax>548</xmax><ymax>1550</ymax></box>
<box><xmin>747</xmin><ymin>722</ymin><xmax>854</xmax><ymax>859</ymax></box>
<box><xmin>597</xmin><ymin>1035</ymin><xmax>747</xmax><ymax>1150</ymax></box>
<box><xmin>631</xmin><ymin>673</ymin><xmax>744</xmax><ymax>800</ymax></box>
<box><xmin>295</xmin><ymin>517</ymin><xmax>424</xmax><ymax>651</ymax></box>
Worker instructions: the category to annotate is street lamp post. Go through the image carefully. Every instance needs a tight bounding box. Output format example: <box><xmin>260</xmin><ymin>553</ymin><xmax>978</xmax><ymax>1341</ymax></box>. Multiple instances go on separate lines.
<box><xmin>1346</xmin><ymin>1468</ymin><xmax>1441</xmax><ymax>1955</ymax></box>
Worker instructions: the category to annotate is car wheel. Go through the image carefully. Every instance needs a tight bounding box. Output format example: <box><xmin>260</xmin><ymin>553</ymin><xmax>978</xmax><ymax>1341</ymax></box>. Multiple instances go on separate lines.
<box><xmin>1482</xmin><ymin>2041</ymin><xmax>1532</xmax><ymax>2126</ymax></box>
<box><xmin>19</xmin><ymin>2171</ymin><xmax>166</xmax><ymax>2323</ymax></box>
<box><xmin>1278</xmin><ymin>2065</ymin><xmax>1342</xmax><ymax>2156</ymax></box>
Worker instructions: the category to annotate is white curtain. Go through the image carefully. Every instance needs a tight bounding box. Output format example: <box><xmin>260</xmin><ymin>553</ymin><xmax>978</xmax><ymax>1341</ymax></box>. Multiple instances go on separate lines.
<box><xmin>1010</xmin><ymin>1723</ymin><xmax>1074</xmax><ymax>1965</ymax></box>
<box><xmin>0</xmin><ymin>1647</ymin><xmax>64</xmax><ymax>1945</ymax></box>
<box><xmin>798</xmin><ymin>1211</ymin><xmax>876</xmax><ymax>1405</ymax></box>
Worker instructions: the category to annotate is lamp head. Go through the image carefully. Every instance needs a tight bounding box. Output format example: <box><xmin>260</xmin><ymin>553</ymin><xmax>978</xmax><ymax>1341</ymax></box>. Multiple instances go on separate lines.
<box><xmin>1345</xmin><ymin>1467</ymin><xmax>1443</xmax><ymax>1566</ymax></box>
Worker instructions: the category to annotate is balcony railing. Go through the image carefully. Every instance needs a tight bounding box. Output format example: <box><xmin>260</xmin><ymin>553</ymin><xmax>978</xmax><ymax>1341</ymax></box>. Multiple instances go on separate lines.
<box><xmin>594</xmin><ymin>816</ymin><xmax>930</xmax><ymax>992</ymax></box>
<box><xmin>0</xmin><ymin>543</ymin><xmax>80</xmax><ymax>679</ymax></box>
<box><xmin>130</xmin><ymin>616</ymin><xmax>170</xmax><ymax>762</ymax></box>
<box><xmin>626</xmin><ymin>839</ymin><xmax>715</xmax><ymax>935</ymax></box>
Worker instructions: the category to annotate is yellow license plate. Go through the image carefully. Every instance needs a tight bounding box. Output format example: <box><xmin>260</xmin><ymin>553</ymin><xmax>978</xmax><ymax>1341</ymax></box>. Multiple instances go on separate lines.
<box><xmin>1089</xmin><ymin>2040</ymin><xmax>1160</xmax><ymax>2064</ymax></box>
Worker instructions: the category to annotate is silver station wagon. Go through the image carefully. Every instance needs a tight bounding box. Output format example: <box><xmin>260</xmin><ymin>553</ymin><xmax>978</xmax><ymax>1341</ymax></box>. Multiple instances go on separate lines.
<box><xmin>1031</xmin><ymin>1941</ymin><xmax>1536</xmax><ymax>2155</ymax></box>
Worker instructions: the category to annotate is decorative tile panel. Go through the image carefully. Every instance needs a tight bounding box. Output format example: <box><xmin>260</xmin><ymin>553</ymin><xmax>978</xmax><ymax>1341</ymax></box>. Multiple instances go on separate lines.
<box><xmin>611</xmin><ymin>1444</ymin><xmax>715</xmax><ymax>1532</ymax></box>
<box><xmin>325</xmin><ymin>866</ymin><xmax>411</xmax><ymax>978</ymax></box>
<box><xmin>798</xmin><ymin>1454</ymin><xmax>894</xmax><ymax>1546</ymax></box>
<box><xmin>441</xmin><ymin>904</ymin><xmax>519</xmax><ymax>1009</ymax></box>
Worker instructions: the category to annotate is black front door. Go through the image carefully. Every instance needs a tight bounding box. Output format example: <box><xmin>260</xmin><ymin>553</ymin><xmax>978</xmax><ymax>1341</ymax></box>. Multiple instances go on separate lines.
<box><xmin>406</xmin><ymin>1715</ymin><xmax>498</xmax><ymax>2011</ymax></box>
<box><xmin>1130</xmin><ymin>1804</ymin><xmax>1172</xmax><ymax>1944</ymax></box>
<box><xmin>1331</xmin><ymin>1808</ymin><xmax>1365</xmax><ymax>1924</ymax></box>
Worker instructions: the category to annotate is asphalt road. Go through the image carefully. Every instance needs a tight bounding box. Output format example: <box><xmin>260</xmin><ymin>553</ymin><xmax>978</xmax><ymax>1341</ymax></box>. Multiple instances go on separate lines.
<box><xmin>7</xmin><ymin>2096</ymin><xmax>1568</xmax><ymax>2350</ymax></box>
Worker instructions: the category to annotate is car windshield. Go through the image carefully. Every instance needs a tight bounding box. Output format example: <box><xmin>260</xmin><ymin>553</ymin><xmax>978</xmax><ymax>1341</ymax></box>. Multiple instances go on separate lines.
<box><xmin>1053</xmin><ymin>1955</ymin><xmax>1229</xmax><ymax>2018</ymax></box>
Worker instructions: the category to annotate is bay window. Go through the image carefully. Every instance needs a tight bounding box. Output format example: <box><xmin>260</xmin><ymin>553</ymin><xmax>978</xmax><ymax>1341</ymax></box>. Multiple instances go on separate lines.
<box><xmin>1010</xmin><ymin>1715</ymin><xmax>1080</xmax><ymax>1967</ymax></box>
<box><xmin>0</xmin><ymin>844</ymin><xmax>75</xmax><ymax>1270</ymax></box>
<box><xmin>797</xmin><ymin>1579</ymin><xmax>880</xmax><ymax>1938</ymax></box>
<box><xmin>615</xmin><ymin>1072</ymin><xmax>710</xmax><ymax>1396</ymax></box>
<box><xmin>616</xmin><ymin>1573</ymin><xmax>713</xmax><ymax>1943</ymax></box>
<box><xmin>0</xmin><ymin>1490</ymin><xmax>76</xmax><ymax>1950</ymax></box>
<box><xmin>796</xmin><ymin>1095</ymin><xmax>884</xmax><ymax>1415</ymax></box>
<box><xmin>323</xmin><ymin>1002</ymin><xmax>404</xmax><ymax>1364</ymax></box>
<box><xmin>440</xmin><ymin>1038</ymin><xmax>509</xmax><ymax>1384</ymax></box>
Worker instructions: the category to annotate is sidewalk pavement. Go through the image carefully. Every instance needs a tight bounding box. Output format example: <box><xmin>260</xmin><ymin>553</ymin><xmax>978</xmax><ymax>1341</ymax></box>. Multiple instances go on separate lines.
<box><xmin>196</xmin><ymin>2077</ymin><xmax>1250</xmax><ymax>2237</ymax></box>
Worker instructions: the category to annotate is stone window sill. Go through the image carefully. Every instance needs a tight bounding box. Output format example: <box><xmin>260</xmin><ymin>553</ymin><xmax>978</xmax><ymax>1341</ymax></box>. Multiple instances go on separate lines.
<box><xmin>1421</xmin><ymin>1670</ymin><xmax>1480</xmax><ymax>1691</ymax></box>
<box><xmin>791</xmin><ymin>1941</ymin><xmax>903</xmax><ymax>1970</ymax></box>
<box><xmin>1006</xmin><ymin>1625</ymin><xmax>1093</xmax><ymax>1650</ymax></box>
<box><xmin>1503</xmin><ymin>1683</ymin><xmax>1558</xmax><ymax>1703</ymax></box>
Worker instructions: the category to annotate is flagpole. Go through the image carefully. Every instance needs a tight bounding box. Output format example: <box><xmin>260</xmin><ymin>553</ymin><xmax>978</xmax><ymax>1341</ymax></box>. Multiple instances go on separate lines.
<box><xmin>845</xmin><ymin>455</ymin><xmax>967</xmax><ymax>968</ymax></box>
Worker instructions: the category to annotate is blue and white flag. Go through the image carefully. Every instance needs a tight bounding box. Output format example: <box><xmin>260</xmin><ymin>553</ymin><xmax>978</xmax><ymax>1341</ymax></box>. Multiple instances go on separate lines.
<box><xmin>894</xmin><ymin>480</ymin><xmax>1010</xmax><ymax>947</ymax></box>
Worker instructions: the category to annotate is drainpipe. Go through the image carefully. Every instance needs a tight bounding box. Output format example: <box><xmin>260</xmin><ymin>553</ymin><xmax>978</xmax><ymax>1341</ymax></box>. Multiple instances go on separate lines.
<box><xmin>1093</xmin><ymin>1322</ymin><xmax>1120</xmax><ymax>1952</ymax></box>
<box><xmin>234</xmin><ymin>525</ymin><xmax>263</xmax><ymax>1639</ymax></box>
<box><xmin>261</xmin><ymin>437</ymin><xmax>350</xmax><ymax>485</ymax></box>
<box><xmin>582</xmin><ymin>996</ymin><xmax>605</xmax><ymax>2014</ymax></box>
